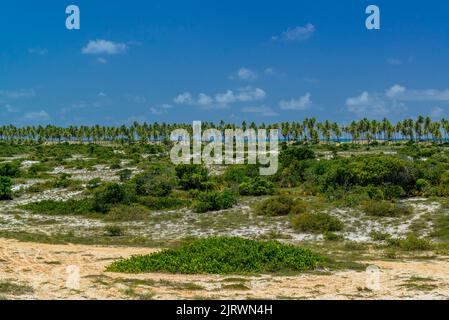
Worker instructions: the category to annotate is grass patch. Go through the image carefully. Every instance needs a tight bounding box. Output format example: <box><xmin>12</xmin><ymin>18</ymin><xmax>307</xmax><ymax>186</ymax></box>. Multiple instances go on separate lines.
<box><xmin>221</xmin><ymin>283</ymin><xmax>250</xmax><ymax>291</ymax></box>
<box><xmin>107</xmin><ymin>237</ymin><xmax>327</xmax><ymax>275</ymax></box>
<box><xmin>0</xmin><ymin>280</ymin><xmax>34</xmax><ymax>296</ymax></box>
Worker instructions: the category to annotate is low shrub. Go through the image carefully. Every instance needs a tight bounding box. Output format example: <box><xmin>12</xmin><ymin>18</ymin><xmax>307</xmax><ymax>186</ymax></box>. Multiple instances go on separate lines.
<box><xmin>0</xmin><ymin>162</ymin><xmax>21</xmax><ymax>178</ymax></box>
<box><xmin>362</xmin><ymin>200</ymin><xmax>412</xmax><ymax>217</ymax></box>
<box><xmin>86</xmin><ymin>178</ymin><xmax>102</xmax><ymax>190</ymax></box>
<box><xmin>0</xmin><ymin>176</ymin><xmax>13</xmax><ymax>200</ymax></box>
<box><xmin>22</xmin><ymin>199</ymin><xmax>92</xmax><ymax>215</ymax></box>
<box><xmin>239</xmin><ymin>177</ymin><xmax>275</xmax><ymax>196</ymax></box>
<box><xmin>138</xmin><ymin>196</ymin><xmax>186</xmax><ymax>210</ymax></box>
<box><xmin>175</xmin><ymin>164</ymin><xmax>209</xmax><ymax>191</ymax></box>
<box><xmin>387</xmin><ymin>234</ymin><xmax>433</xmax><ymax>251</ymax></box>
<box><xmin>104</xmin><ymin>225</ymin><xmax>125</xmax><ymax>237</ymax></box>
<box><xmin>254</xmin><ymin>196</ymin><xmax>295</xmax><ymax>216</ymax></box>
<box><xmin>291</xmin><ymin>212</ymin><xmax>344</xmax><ymax>233</ymax></box>
<box><xmin>192</xmin><ymin>189</ymin><xmax>237</xmax><ymax>213</ymax></box>
<box><xmin>119</xmin><ymin>169</ymin><xmax>133</xmax><ymax>182</ymax></box>
<box><xmin>135</xmin><ymin>171</ymin><xmax>176</xmax><ymax>197</ymax></box>
<box><xmin>92</xmin><ymin>183</ymin><xmax>128</xmax><ymax>213</ymax></box>
<box><xmin>106</xmin><ymin>237</ymin><xmax>327</xmax><ymax>274</ymax></box>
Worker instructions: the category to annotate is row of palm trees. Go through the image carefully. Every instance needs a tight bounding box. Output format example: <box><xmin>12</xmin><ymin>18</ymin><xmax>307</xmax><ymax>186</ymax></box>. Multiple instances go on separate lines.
<box><xmin>0</xmin><ymin>116</ymin><xmax>448</xmax><ymax>144</ymax></box>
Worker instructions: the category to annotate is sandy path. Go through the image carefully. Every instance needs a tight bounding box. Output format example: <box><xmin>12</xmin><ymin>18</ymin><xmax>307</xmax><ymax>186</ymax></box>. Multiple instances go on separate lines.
<box><xmin>0</xmin><ymin>238</ymin><xmax>448</xmax><ymax>300</ymax></box>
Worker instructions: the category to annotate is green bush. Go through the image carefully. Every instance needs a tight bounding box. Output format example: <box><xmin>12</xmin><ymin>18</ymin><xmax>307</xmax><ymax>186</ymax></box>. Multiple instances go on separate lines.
<box><xmin>138</xmin><ymin>196</ymin><xmax>186</xmax><ymax>210</ymax></box>
<box><xmin>0</xmin><ymin>176</ymin><xmax>13</xmax><ymax>200</ymax></box>
<box><xmin>279</xmin><ymin>146</ymin><xmax>315</xmax><ymax>167</ymax></box>
<box><xmin>193</xmin><ymin>189</ymin><xmax>237</xmax><ymax>213</ymax></box>
<box><xmin>254</xmin><ymin>196</ymin><xmax>295</xmax><ymax>216</ymax></box>
<box><xmin>86</xmin><ymin>178</ymin><xmax>102</xmax><ymax>190</ymax></box>
<box><xmin>0</xmin><ymin>162</ymin><xmax>21</xmax><ymax>178</ymax></box>
<box><xmin>387</xmin><ymin>235</ymin><xmax>433</xmax><ymax>251</ymax></box>
<box><xmin>22</xmin><ymin>199</ymin><xmax>92</xmax><ymax>215</ymax></box>
<box><xmin>239</xmin><ymin>177</ymin><xmax>275</xmax><ymax>196</ymax></box>
<box><xmin>362</xmin><ymin>200</ymin><xmax>412</xmax><ymax>217</ymax></box>
<box><xmin>291</xmin><ymin>212</ymin><xmax>344</xmax><ymax>233</ymax></box>
<box><xmin>135</xmin><ymin>171</ymin><xmax>176</xmax><ymax>197</ymax></box>
<box><xmin>119</xmin><ymin>169</ymin><xmax>133</xmax><ymax>182</ymax></box>
<box><xmin>92</xmin><ymin>183</ymin><xmax>128</xmax><ymax>213</ymax></box>
<box><xmin>175</xmin><ymin>164</ymin><xmax>209</xmax><ymax>191</ymax></box>
<box><xmin>104</xmin><ymin>225</ymin><xmax>125</xmax><ymax>237</ymax></box>
<box><xmin>223</xmin><ymin>165</ymin><xmax>260</xmax><ymax>184</ymax></box>
<box><xmin>106</xmin><ymin>237</ymin><xmax>326</xmax><ymax>274</ymax></box>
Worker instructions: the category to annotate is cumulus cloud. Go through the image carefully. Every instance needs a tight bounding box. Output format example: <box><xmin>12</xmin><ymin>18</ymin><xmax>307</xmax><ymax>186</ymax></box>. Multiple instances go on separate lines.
<box><xmin>174</xmin><ymin>92</ymin><xmax>194</xmax><ymax>105</ymax></box>
<box><xmin>346</xmin><ymin>90</ymin><xmax>405</xmax><ymax>117</ymax></box>
<box><xmin>272</xmin><ymin>24</ymin><xmax>316</xmax><ymax>42</ymax></box>
<box><xmin>174</xmin><ymin>87</ymin><xmax>266</xmax><ymax>108</ymax></box>
<box><xmin>150</xmin><ymin>104</ymin><xmax>172</xmax><ymax>115</ymax></box>
<box><xmin>82</xmin><ymin>40</ymin><xmax>128</xmax><ymax>55</ymax></box>
<box><xmin>386</xmin><ymin>84</ymin><xmax>449</xmax><ymax>101</ymax></box>
<box><xmin>23</xmin><ymin>110</ymin><xmax>49</xmax><ymax>121</ymax></box>
<box><xmin>241</xmin><ymin>106</ymin><xmax>278</xmax><ymax>117</ymax></box>
<box><xmin>236</xmin><ymin>67</ymin><xmax>257</xmax><ymax>81</ymax></box>
<box><xmin>279</xmin><ymin>93</ymin><xmax>312</xmax><ymax>110</ymax></box>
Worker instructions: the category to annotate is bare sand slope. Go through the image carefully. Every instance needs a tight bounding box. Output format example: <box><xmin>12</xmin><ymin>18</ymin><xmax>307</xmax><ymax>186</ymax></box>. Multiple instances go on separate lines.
<box><xmin>0</xmin><ymin>238</ymin><xmax>448</xmax><ymax>300</ymax></box>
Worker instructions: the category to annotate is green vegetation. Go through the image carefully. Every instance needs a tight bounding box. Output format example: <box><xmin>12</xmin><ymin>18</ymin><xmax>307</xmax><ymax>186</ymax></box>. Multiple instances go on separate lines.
<box><xmin>0</xmin><ymin>280</ymin><xmax>34</xmax><ymax>296</ymax></box>
<box><xmin>0</xmin><ymin>176</ymin><xmax>13</xmax><ymax>200</ymax></box>
<box><xmin>192</xmin><ymin>189</ymin><xmax>237</xmax><ymax>213</ymax></box>
<box><xmin>291</xmin><ymin>212</ymin><xmax>344</xmax><ymax>233</ymax></box>
<box><xmin>254</xmin><ymin>196</ymin><xmax>307</xmax><ymax>216</ymax></box>
<box><xmin>239</xmin><ymin>177</ymin><xmax>275</xmax><ymax>196</ymax></box>
<box><xmin>107</xmin><ymin>237</ymin><xmax>326</xmax><ymax>274</ymax></box>
<box><xmin>362</xmin><ymin>200</ymin><xmax>412</xmax><ymax>217</ymax></box>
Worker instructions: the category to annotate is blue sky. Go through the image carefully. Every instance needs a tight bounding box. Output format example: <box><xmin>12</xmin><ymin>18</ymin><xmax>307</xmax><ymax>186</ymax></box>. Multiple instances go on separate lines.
<box><xmin>1</xmin><ymin>0</ymin><xmax>449</xmax><ymax>126</ymax></box>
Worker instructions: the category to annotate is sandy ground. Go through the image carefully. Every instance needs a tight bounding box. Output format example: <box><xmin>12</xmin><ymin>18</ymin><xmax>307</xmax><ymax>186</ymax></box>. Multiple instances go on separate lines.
<box><xmin>0</xmin><ymin>238</ymin><xmax>448</xmax><ymax>300</ymax></box>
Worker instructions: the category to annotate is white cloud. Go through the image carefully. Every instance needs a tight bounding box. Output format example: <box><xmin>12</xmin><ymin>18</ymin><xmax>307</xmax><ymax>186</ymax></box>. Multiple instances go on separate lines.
<box><xmin>279</xmin><ymin>93</ymin><xmax>312</xmax><ymax>110</ymax></box>
<box><xmin>28</xmin><ymin>48</ymin><xmax>48</xmax><ymax>55</ymax></box>
<box><xmin>175</xmin><ymin>87</ymin><xmax>266</xmax><ymax>108</ymax></box>
<box><xmin>236</xmin><ymin>67</ymin><xmax>257</xmax><ymax>81</ymax></box>
<box><xmin>346</xmin><ymin>91</ymin><xmax>406</xmax><ymax>117</ymax></box>
<box><xmin>174</xmin><ymin>92</ymin><xmax>193</xmax><ymax>105</ymax></box>
<box><xmin>386</xmin><ymin>84</ymin><xmax>449</xmax><ymax>101</ymax></box>
<box><xmin>197</xmin><ymin>93</ymin><xmax>214</xmax><ymax>106</ymax></box>
<box><xmin>241</xmin><ymin>106</ymin><xmax>278</xmax><ymax>117</ymax></box>
<box><xmin>386</xmin><ymin>85</ymin><xmax>406</xmax><ymax>98</ymax></box>
<box><xmin>23</xmin><ymin>110</ymin><xmax>49</xmax><ymax>121</ymax></box>
<box><xmin>2</xmin><ymin>104</ymin><xmax>19</xmax><ymax>113</ymax></box>
<box><xmin>215</xmin><ymin>90</ymin><xmax>236</xmax><ymax>104</ymax></box>
<box><xmin>272</xmin><ymin>24</ymin><xmax>315</xmax><ymax>42</ymax></box>
<box><xmin>387</xmin><ymin>58</ymin><xmax>403</xmax><ymax>65</ymax></box>
<box><xmin>150</xmin><ymin>104</ymin><xmax>172</xmax><ymax>115</ymax></box>
<box><xmin>96</xmin><ymin>57</ymin><xmax>108</xmax><ymax>64</ymax></box>
<box><xmin>98</xmin><ymin>92</ymin><xmax>107</xmax><ymax>97</ymax></box>
<box><xmin>0</xmin><ymin>89</ymin><xmax>36</xmax><ymax>99</ymax></box>
<box><xmin>82</xmin><ymin>40</ymin><xmax>128</xmax><ymax>55</ymax></box>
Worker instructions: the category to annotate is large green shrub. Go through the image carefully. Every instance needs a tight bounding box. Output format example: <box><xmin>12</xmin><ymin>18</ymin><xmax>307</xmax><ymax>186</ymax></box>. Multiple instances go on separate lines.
<box><xmin>291</xmin><ymin>212</ymin><xmax>344</xmax><ymax>233</ymax></box>
<box><xmin>135</xmin><ymin>171</ymin><xmax>176</xmax><ymax>197</ymax></box>
<box><xmin>239</xmin><ymin>177</ymin><xmax>275</xmax><ymax>196</ymax></box>
<box><xmin>175</xmin><ymin>164</ymin><xmax>209</xmax><ymax>191</ymax></box>
<box><xmin>192</xmin><ymin>189</ymin><xmax>237</xmax><ymax>213</ymax></box>
<box><xmin>254</xmin><ymin>196</ymin><xmax>307</xmax><ymax>216</ymax></box>
<box><xmin>92</xmin><ymin>183</ymin><xmax>128</xmax><ymax>213</ymax></box>
<box><xmin>0</xmin><ymin>176</ymin><xmax>13</xmax><ymax>200</ymax></box>
<box><xmin>0</xmin><ymin>162</ymin><xmax>21</xmax><ymax>178</ymax></box>
<box><xmin>107</xmin><ymin>237</ymin><xmax>326</xmax><ymax>274</ymax></box>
